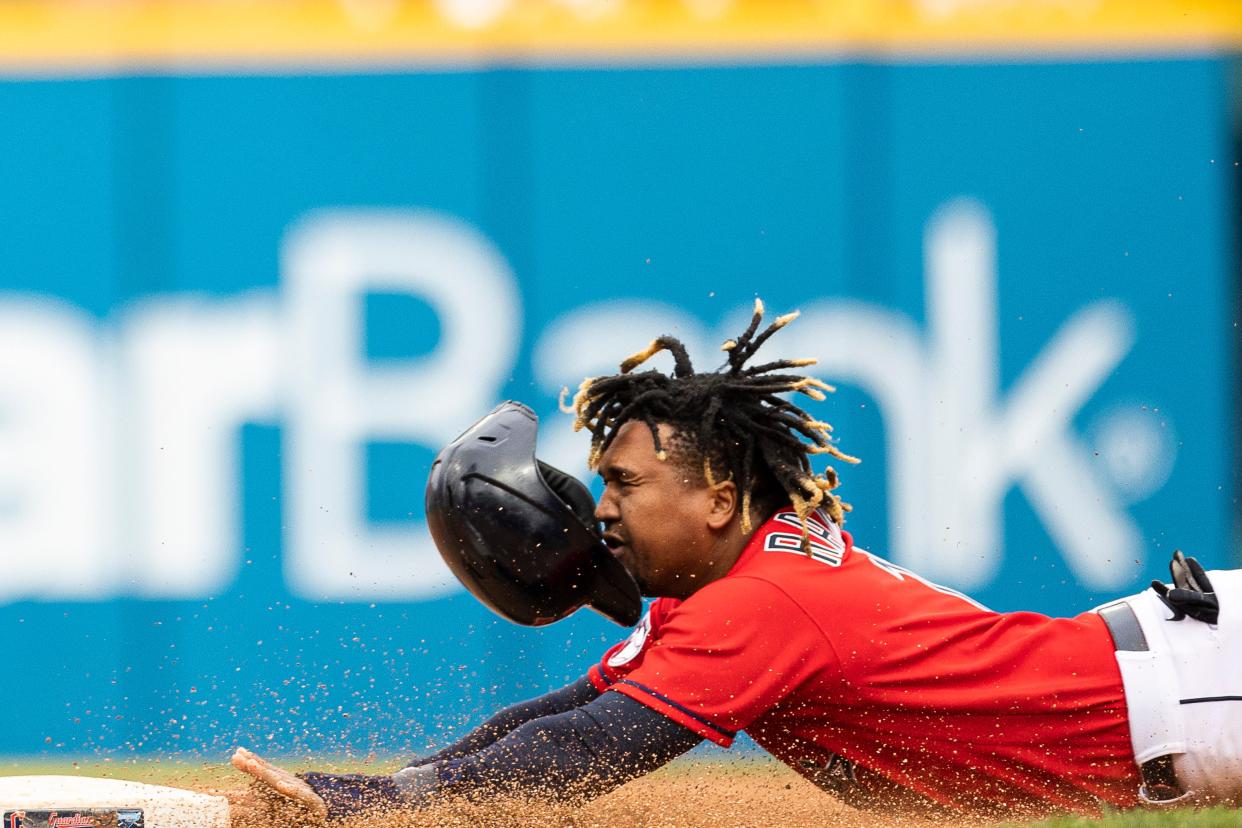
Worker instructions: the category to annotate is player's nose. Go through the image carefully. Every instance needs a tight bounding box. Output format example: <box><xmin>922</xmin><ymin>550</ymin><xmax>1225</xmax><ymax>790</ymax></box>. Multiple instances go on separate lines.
<box><xmin>595</xmin><ymin>485</ymin><xmax>620</xmax><ymax>524</ymax></box>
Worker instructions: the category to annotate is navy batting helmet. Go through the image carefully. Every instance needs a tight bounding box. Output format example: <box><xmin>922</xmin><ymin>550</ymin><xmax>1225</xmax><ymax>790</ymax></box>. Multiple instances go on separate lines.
<box><xmin>425</xmin><ymin>401</ymin><xmax>642</xmax><ymax>627</ymax></box>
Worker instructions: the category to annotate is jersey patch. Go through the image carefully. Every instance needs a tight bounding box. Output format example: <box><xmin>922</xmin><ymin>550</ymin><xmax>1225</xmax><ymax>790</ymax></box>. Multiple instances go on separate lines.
<box><xmin>607</xmin><ymin>609</ymin><xmax>652</xmax><ymax>667</ymax></box>
<box><xmin>763</xmin><ymin>511</ymin><xmax>845</xmax><ymax>567</ymax></box>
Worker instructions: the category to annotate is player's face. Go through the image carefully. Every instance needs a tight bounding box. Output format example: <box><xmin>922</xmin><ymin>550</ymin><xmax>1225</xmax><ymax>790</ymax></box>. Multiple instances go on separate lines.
<box><xmin>594</xmin><ymin>421</ymin><xmax>738</xmax><ymax>599</ymax></box>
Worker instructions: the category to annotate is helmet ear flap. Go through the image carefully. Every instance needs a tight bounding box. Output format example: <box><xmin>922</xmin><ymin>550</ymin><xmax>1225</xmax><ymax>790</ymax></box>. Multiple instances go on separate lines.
<box><xmin>537</xmin><ymin>461</ymin><xmax>597</xmax><ymax>530</ymax></box>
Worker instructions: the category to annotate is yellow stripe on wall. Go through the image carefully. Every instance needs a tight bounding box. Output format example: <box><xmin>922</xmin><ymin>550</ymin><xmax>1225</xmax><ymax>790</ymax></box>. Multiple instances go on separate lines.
<box><xmin>0</xmin><ymin>0</ymin><xmax>1238</xmax><ymax>74</ymax></box>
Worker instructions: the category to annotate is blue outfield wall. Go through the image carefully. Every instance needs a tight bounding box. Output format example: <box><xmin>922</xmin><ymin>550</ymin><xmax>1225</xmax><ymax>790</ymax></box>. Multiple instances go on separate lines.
<box><xmin>0</xmin><ymin>56</ymin><xmax>1235</xmax><ymax>757</ymax></box>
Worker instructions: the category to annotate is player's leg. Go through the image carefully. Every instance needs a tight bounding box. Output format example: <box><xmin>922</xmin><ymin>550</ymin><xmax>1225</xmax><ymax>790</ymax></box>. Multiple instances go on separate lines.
<box><xmin>1110</xmin><ymin>569</ymin><xmax>1242</xmax><ymax>804</ymax></box>
<box><xmin>1163</xmin><ymin>569</ymin><xmax>1242</xmax><ymax>803</ymax></box>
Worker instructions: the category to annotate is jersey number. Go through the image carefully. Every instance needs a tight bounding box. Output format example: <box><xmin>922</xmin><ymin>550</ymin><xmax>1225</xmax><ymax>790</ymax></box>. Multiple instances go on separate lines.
<box><xmin>763</xmin><ymin>513</ymin><xmax>845</xmax><ymax>567</ymax></box>
<box><xmin>861</xmin><ymin>550</ymin><xmax>991</xmax><ymax>612</ymax></box>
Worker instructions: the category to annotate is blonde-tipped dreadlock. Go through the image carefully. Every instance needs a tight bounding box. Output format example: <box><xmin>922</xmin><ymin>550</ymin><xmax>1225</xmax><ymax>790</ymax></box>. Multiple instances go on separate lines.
<box><xmin>561</xmin><ymin>298</ymin><xmax>859</xmax><ymax>555</ymax></box>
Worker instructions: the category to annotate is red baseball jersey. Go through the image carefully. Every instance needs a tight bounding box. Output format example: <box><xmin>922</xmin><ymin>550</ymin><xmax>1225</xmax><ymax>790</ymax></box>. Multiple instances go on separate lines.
<box><xmin>587</xmin><ymin>507</ymin><xmax>1139</xmax><ymax>814</ymax></box>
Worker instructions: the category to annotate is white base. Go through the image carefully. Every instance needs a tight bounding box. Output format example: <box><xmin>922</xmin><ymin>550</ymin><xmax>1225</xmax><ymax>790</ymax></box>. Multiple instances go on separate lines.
<box><xmin>0</xmin><ymin>775</ymin><xmax>229</xmax><ymax>828</ymax></box>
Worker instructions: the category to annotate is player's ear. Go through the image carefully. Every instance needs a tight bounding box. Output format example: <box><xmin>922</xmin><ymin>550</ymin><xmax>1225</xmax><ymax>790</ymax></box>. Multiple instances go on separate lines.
<box><xmin>705</xmin><ymin>480</ymin><xmax>738</xmax><ymax>531</ymax></box>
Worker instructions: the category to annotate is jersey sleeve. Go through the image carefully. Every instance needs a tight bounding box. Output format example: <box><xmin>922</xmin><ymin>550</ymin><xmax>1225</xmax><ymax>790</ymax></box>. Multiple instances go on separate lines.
<box><xmin>587</xmin><ymin>599</ymin><xmax>665</xmax><ymax>692</ymax></box>
<box><xmin>602</xmin><ymin>577</ymin><xmax>832</xmax><ymax>746</ymax></box>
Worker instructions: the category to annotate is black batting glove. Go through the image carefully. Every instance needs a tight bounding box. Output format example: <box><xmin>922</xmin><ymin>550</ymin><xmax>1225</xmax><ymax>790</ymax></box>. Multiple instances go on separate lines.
<box><xmin>298</xmin><ymin>771</ymin><xmax>404</xmax><ymax>820</ymax></box>
<box><xmin>1151</xmin><ymin>549</ymin><xmax>1219</xmax><ymax>625</ymax></box>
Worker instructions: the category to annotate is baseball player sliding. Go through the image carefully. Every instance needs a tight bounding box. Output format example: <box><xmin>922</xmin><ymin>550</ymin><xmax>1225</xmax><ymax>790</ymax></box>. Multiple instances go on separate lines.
<box><xmin>233</xmin><ymin>299</ymin><xmax>1242</xmax><ymax>820</ymax></box>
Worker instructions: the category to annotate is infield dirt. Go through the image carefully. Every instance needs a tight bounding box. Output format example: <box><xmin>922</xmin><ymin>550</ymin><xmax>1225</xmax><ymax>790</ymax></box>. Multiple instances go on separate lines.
<box><xmin>221</xmin><ymin>761</ymin><xmax>989</xmax><ymax>828</ymax></box>
<box><xmin>11</xmin><ymin>758</ymin><xmax>1227</xmax><ymax>827</ymax></box>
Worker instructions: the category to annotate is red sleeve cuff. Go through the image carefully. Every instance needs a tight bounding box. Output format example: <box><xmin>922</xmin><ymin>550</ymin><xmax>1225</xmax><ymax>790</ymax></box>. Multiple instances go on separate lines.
<box><xmin>587</xmin><ymin>664</ymin><xmax>612</xmax><ymax>693</ymax></box>
<box><xmin>607</xmin><ymin>680</ymin><xmax>736</xmax><ymax>747</ymax></box>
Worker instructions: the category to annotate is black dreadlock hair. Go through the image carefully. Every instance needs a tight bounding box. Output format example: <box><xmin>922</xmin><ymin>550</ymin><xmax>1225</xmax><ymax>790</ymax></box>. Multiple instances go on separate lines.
<box><xmin>561</xmin><ymin>298</ymin><xmax>859</xmax><ymax>553</ymax></box>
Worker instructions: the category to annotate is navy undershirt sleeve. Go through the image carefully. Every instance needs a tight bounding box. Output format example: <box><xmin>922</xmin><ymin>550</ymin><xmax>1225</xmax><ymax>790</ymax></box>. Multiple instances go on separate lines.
<box><xmin>433</xmin><ymin>690</ymin><xmax>704</xmax><ymax>802</ymax></box>
<box><xmin>406</xmin><ymin>677</ymin><xmax>601</xmax><ymax>767</ymax></box>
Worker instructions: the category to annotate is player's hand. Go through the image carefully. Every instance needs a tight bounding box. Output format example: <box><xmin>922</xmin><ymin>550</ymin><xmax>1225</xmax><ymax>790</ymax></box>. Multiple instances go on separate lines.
<box><xmin>230</xmin><ymin>747</ymin><xmax>328</xmax><ymax>820</ymax></box>
<box><xmin>232</xmin><ymin>747</ymin><xmax>409</xmax><ymax>821</ymax></box>
<box><xmin>1150</xmin><ymin>549</ymin><xmax>1219</xmax><ymax>624</ymax></box>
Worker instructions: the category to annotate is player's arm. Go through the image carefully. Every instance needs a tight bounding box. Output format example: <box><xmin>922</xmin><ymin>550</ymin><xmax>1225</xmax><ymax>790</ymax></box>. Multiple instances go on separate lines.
<box><xmin>235</xmin><ymin>691</ymin><xmax>703</xmax><ymax>820</ymax></box>
<box><xmin>403</xmin><ymin>676</ymin><xmax>601</xmax><ymax>767</ymax></box>
<box><xmin>400</xmin><ymin>690</ymin><xmax>702</xmax><ymax>803</ymax></box>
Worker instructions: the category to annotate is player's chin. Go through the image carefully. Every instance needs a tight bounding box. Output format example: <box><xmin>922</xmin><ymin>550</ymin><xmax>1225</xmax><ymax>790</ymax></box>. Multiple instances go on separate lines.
<box><xmin>624</xmin><ymin>556</ymin><xmax>660</xmax><ymax>597</ymax></box>
<box><xmin>610</xmin><ymin>545</ymin><xmax>648</xmax><ymax>590</ymax></box>
<box><xmin>619</xmin><ymin>552</ymin><xmax>645</xmax><ymax>584</ymax></box>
